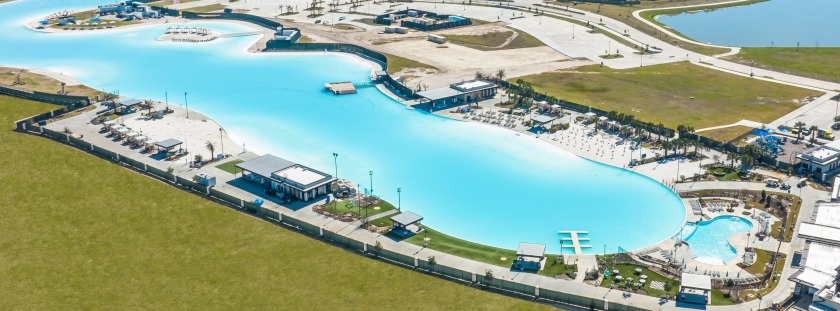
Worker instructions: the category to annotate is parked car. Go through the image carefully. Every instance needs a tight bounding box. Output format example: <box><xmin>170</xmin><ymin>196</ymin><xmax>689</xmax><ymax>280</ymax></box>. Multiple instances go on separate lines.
<box><xmin>339</xmin><ymin>16</ymin><xmax>345</xmax><ymax>20</ymax></box>
<box><xmin>780</xmin><ymin>183</ymin><xmax>791</xmax><ymax>190</ymax></box>
<box><xmin>315</xmin><ymin>19</ymin><xmax>321</xmax><ymax>24</ymax></box>
<box><xmin>766</xmin><ymin>180</ymin><xmax>779</xmax><ymax>188</ymax></box>
<box><xmin>798</xmin><ymin>179</ymin><xmax>808</xmax><ymax>188</ymax></box>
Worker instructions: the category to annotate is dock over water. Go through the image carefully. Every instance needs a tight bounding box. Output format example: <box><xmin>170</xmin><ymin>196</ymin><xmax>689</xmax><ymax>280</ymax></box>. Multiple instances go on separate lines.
<box><xmin>325</xmin><ymin>82</ymin><xmax>357</xmax><ymax>95</ymax></box>
<box><xmin>559</xmin><ymin>230</ymin><xmax>592</xmax><ymax>255</ymax></box>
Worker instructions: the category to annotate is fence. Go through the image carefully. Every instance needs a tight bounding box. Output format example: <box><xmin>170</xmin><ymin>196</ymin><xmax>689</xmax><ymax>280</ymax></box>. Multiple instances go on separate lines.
<box><xmin>0</xmin><ymin>84</ymin><xmax>90</xmax><ymax>106</ymax></box>
<box><xmin>16</xmin><ymin>102</ymin><xmax>648</xmax><ymax>311</ymax></box>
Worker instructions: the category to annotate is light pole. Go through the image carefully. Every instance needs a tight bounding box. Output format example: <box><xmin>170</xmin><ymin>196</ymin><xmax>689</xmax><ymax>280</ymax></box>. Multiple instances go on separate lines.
<box><xmin>184</xmin><ymin>92</ymin><xmax>189</xmax><ymax>119</ymax></box>
<box><xmin>333</xmin><ymin>153</ymin><xmax>339</xmax><ymax>213</ymax></box>
<box><xmin>356</xmin><ymin>183</ymin><xmax>361</xmax><ymax>215</ymax></box>
<box><xmin>165</xmin><ymin>91</ymin><xmax>169</xmax><ymax>112</ymax></box>
<box><xmin>397</xmin><ymin>187</ymin><xmax>401</xmax><ymax>211</ymax></box>
<box><xmin>219</xmin><ymin>128</ymin><xmax>224</xmax><ymax>158</ymax></box>
<box><xmin>369</xmin><ymin>170</ymin><xmax>374</xmax><ymax>198</ymax></box>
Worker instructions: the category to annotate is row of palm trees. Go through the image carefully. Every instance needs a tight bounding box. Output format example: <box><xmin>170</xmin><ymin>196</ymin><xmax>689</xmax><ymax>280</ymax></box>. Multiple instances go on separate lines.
<box><xmin>793</xmin><ymin>121</ymin><xmax>822</xmax><ymax>143</ymax></box>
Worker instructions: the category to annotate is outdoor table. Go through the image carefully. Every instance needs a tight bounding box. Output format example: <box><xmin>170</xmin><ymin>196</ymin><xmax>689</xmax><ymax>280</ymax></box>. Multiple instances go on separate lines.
<box><xmin>640</xmin><ymin>275</ymin><xmax>648</xmax><ymax>279</ymax></box>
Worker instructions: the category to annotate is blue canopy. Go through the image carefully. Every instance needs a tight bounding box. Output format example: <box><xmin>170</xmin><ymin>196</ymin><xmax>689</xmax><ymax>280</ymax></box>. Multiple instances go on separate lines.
<box><xmin>253</xmin><ymin>199</ymin><xmax>264</xmax><ymax>206</ymax></box>
<box><xmin>752</xmin><ymin>129</ymin><xmax>770</xmax><ymax>137</ymax></box>
<box><xmin>39</xmin><ymin>20</ymin><xmax>48</xmax><ymax>25</ymax></box>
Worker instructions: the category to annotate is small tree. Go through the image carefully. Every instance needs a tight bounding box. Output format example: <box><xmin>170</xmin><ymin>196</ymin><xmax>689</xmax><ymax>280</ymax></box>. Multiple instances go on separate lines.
<box><xmin>205</xmin><ymin>141</ymin><xmax>216</xmax><ymax>160</ymax></box>
<box><xmin>484</xmin><ymin>269</ymin><xmax>494</xmax><ymax>282</ymax></box>
<box><xmin>194</xmin><ymin>154</ymin><xmax>203</xmax><ymax>163</ymax></box>
<box><xmin>166</xmin><ymin>167</ymin><xmax>174</xmax><ymax>175</ymax></box>
<box><xmin>495</xmin><ymin>68</ymin><xmax>506</xmax><ymax>82</ymax></box>
<box><xmin>374</xmin><ymin>240</ymin><xmax>383</xmax><ymax>253</ymax></box>
<box><xmin>761</xmin><ymin>189</ymin><xmax>767</xmax><ymax>203</ymax></box>
<box><xmin>427</xmin><ymin>255</ymin><xmax>436</xmax><ymax>266</ymax></box>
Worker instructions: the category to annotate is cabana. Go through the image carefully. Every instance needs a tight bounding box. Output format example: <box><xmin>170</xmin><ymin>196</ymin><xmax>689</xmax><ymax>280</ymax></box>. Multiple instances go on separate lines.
<box><xmin>531</xmin><ymin>115</ymin><xmax>556</xmax><ymax>130</ymax></box>
<box><xmin>155</xmin><ymin>138</ymin><xmax>183</xmax><ymax>157</ymax></box>
<box><xmin>390</xmin><ymin>211</ymin><xmax>423</xmax><ymax>238</ymax></box>
<box><xmin>513</xmin><ymin>242</ymin><xmax>546</xmax><ymax>271</ymax></box>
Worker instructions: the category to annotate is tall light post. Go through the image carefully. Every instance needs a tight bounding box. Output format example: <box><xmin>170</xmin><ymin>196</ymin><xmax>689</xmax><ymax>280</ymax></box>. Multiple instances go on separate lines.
<box><xmin>356</xmin><ymin>183</ymin><xmax>361</xmax><ymax>215</ymax></box>
<box><xmin>369</xmin><ymin>170</ymin><xmax>374</xmax><ymax>198</ymax></box>
<box><xmin>333</xmin><ymin>152</ymin><xmax>339</xmax><ymax>213</ymax></box>
<box><xmin>165</xmin><ymin>91</ymin><xmax>169</xmax><ymax>112</ymax></box>
<box><xmin>397</xmin><ymin>187</ymin><xmax>401</xmax><ymax>211</ymax></box>
<box><xmin>219</xmin><ymin>128</ymin><xmax>224</xmax><ymax>158</ymax></box>
<box><xmin>184</xmin><ymin>92</ymin><xmax>189</xmax><ymax>119</ymax></box>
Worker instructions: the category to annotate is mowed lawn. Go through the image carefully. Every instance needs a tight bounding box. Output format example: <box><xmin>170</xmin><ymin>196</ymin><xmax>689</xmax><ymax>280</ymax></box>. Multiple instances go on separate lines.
<box><xmin>0</xmin><ymin>96</ymin><xmax>548</xmax><ymax>310</ymax></box>
<box><xmin>519</xmin><ymin>62</ymin><xmax>820</xmax><ymax>129</ymax></box>
<box><xmin>728</xmin><ymin>47</ymin><xmax>840</xmax><ymax>83</ymax></box>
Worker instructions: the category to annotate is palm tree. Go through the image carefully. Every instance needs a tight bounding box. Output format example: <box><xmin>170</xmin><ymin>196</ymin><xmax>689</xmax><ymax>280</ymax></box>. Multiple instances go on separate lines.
<box><xmin>143</xmin><ymin>100</ymin><xmax>155</xmax><ymax>115</ymax></box>
<box><xmin>727</xmin><ymin>151</ymin><xmax>738</xmax><ymax>169</ymax></box>
<box><xmin>794</xmin><ymin>121</ymin><xmax>806</xmax><ymax>141</ymax></box>
<box><xmin>809</xmin><ymin>125</ymin><xmax>819</xmax><ymax>142</ymax></box>
<box><xmin>495</xmin><ymin>69</ymin><xmax>506</xmax><ymax>82</ymax></box>
<box><xmin>661</xmin><ymin>140</ymin><xmax>672</xmax><ymax>157</ymax></box>
<box><xmin>205</xmin><ymin>141</ymin><xmax>216</xmax><ymax>160</ymax></box>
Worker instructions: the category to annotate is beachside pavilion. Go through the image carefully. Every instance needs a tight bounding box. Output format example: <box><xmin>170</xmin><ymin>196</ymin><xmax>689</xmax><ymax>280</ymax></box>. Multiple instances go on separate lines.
<box><xmin>235</xmin><ymin>154</ymin><xmax>335</xmax><ymax>202</ymax></box>
<box><xmin>513</xmin><ymin>242</ymin><xmax>546</xmax><ymax>271</ymax></box>
<box><xmin>155</xmin><ymin>138</ymin><xmax>183</xmax><ymax>154</ymax></box>
<box><xmin>530</xmin><ymin>114</ymin><xmax>556</xmax><ymax>131</ymax></box>
<box><xmin>677</xmin><ymin>273</ymin><xmax>711</xmax><ymax>305</ymax></box>
<box><xmin>416</xmin><ymin>79</ymin><xmax>498</xmax><ymax>111</ymax></box>
<box><xmin>390</xmin><ymin>211</ymin><xmax>423</xmax><ymax>238</ymax></box>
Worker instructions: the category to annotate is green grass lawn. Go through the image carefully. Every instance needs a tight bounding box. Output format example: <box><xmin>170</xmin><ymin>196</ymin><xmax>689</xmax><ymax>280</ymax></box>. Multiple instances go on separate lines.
<box><xmin>707</xmin><ymin>167</ymin><xmax>741</xmax><ymax>181</ymax></box>
<box><xmin>727</xmin><ymin>47</ymin><xmax>840</xmax><ymax>83</ymax></box>
<box><xmin>445</xmin><ymin>28</ymin><xmax>545</xmax><ymax>51</ymax></box>
<box><xmin>323</xmin><ymin>198</ymin><xmax>396</xmax><ymax>218</ymax></box>
<box><xmin>518</xmin><ymin>62</ymin><xmax>820</xmax><ymax>129</ymax></box>
<box><xmin>0</xmin><ymin>95</ymin><xmax>549</xmax><ymax>310</ymax></box>
<box><xmin>214</xmin><ymin>159</ymin><xmax>243</xmax><ymax>174</ymax></box>
<box><xmin>404</xmin><ymin>226</ymin><xmax>575</xmax><ymax>277</ymax></box>
<box><xmin>381</xmin><ymin>52</ymin><xmax>437</xmax><ymax>75</ymax></box>
<box><xmin>183</xmin><ymin>4</ymin><xmax>227</xmax><ymax>13</ymax></box>
<box><xmin>598</xmin><ymin>264</ymin><xmax>679</xmax><ymax>298</ymax></box>
<box><xmin>697</xmin><ymin>125</ymin><xmax>754</xmax><ymax>143</ymax></box>
<box><xmin>739</xmin><ymin>252</ymin><xmax>786</xmax><ymax>302</ymax></box>
<box><xmin>0</xmin><ymin>67</ymin><xmax>101</xmax><ymax>98</ymax></box>
<box><xmin>710</xmin><ymin>289</ymin><xmax>737</xmax><ymax>305</ymax></box>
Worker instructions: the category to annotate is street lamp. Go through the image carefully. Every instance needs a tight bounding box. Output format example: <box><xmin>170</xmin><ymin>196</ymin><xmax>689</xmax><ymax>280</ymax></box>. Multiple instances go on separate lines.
<box><xmin>219</xmin><ymin>128</ymin><xmax>224</xmax><ymax>158</ymax></box>
<box><xmin>333</xmin><ymin>153</ymin><xmax>339</xmax><ymax>213</ymax></box>
<box><xmin>369</xmin><ymin>170</ymin><xmax>374</xmax><ymax>198</ymax></box>
<box><xmin>184</xmin><ymin>92</ymin><xmax>189</xmax><ymax>119</ymax></box>
<box><xmin>397</xmin><ymin>187</ymin><xmax>401</xmax><ymax>211</ymax></box>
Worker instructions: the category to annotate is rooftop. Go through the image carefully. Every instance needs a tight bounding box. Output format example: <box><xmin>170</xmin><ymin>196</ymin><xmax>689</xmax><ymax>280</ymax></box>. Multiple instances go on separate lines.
<box><xmin>417</xmin><ymin>87</ymin><xmax>462</xmax><ymax>101</ymax></box>
<box><xmin>452</xmin><ymin>79</ymin><xmax>495</xmax><ymax>92</ymax></box>
<box><xmin>799</xmin><ymin>222</ymin><xmax>840</xmax><ymax>245</ymax></box>
<box><xmin>272</xmin><ymin>165</ymin><xmax>331</xmax><ymax>188</ymax></box>
<box><xmin>680</xmin><ymin>273</ymin><xmax>711</xmax><ymax>290</ymax></box>
<box><xmin>531</xmin><ymin>115</ymin><xmax>556</xmax><ymax>125</ymax></box>
<box><xmin>516</xmin><ymin>242</ymin><xmax>546</xmax><ymax>258</ymax></box>
<box><xmin>236</xmin><ymin>154</ymin><xmax>295</xmax><ymax>179</ymax></box>
<box><xmin>814</xmin><ymin>203</ymin><xmax>840</xmax><ymax>226</ymax></box>
<box><xmin>391</xmin><ymin>211</ymin><xmax>423</xmax><ymax>226</ymax></box>
<box><xmin>155</xmin><ymin>138</ymin><xmax>182</xmax><ymax>150</ymax></box>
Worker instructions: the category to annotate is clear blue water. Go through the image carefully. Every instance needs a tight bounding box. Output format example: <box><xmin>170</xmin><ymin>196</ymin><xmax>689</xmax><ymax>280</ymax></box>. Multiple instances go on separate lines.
<box><xmin>656</xmin><ymin>0</ymin><xmax>840</xmax><ymax>47</ymax></box>
<box><xmin>684</xmin><ymin>216</ymin><xmax>752</xmax><ymax>262</ymax></box>
<box><xmin>1</xmin><ymin>0</ymin><xmax>686</xmax><ymax>253</ymax></box>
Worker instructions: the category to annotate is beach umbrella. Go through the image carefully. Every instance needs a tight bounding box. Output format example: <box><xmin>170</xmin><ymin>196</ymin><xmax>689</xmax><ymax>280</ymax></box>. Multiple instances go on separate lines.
<box><xmin>640</xmin><ymin>275</ymin><xmax>648</xmax><ymax>279</ymax></box>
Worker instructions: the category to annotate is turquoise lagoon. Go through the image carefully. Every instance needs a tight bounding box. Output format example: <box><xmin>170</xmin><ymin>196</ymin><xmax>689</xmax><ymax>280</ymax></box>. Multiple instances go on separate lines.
<box><xmin>0</xmin><ymin>0</ymin><xmax>685</xmax><ymax>253</ymax></box>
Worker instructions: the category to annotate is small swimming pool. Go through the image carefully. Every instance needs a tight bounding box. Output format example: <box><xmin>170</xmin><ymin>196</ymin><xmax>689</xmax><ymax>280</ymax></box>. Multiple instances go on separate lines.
<box><xmin>683</xmin><ymin>216</ymin><xmax>752</xmax><ymax>265</ymax></box>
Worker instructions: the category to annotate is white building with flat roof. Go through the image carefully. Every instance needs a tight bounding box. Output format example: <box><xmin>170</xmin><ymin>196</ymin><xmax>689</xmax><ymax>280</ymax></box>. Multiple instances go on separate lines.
<box><xmin>678</xmin><ymin>273</ymin><xmax>711</xmax><ymax>305</ymax></box>
<box><xmin>798</xmin><ymin>140</ymin><xmax>840</xmax><ymax>181</ymax></box>
<box><xmin>789</xmin><ymin>203</ymin><xmax>840</xmax><ymax>311</ymax></box>
<box><xmin>236</xmin><ymin>154</ymin><xmax>335</xmax><ymax>202</ymax></box>
<box><xmin>416</xmin><ymin>79</ymin><xmax>498</xmax><ymax>111</ymax></box>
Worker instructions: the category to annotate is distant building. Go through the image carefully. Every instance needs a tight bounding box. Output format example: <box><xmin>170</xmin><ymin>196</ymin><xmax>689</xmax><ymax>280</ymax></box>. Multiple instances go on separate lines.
<box><xmin>789</xmin><ymin>202</ymin><xmax>840</xmax><ymax>311</ymax></box>
<box><xmin>796</xmin><ymin>140</ymin><xmax>840</xmax><ymax>181</ymax></box>
<box><xmin>235</xmin><ymin>154</ymin><xmax>335</xmax><ymax>202</ymax></box>
<box><xmin>428</xmin><ymin>34</ymin><xmax>446</xmax><ymax>44</ymax></box>
<box><xmin>416</xmin><ymin>79</ymin><xmax>497</xmax><ymax>111</ymax></box>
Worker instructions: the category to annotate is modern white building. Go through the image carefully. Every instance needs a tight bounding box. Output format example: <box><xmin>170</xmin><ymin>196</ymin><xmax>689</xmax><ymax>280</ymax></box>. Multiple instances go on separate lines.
<box><xmin>797</xmin><ymin>140</ymin><xmax>840</xmax><ymax>181</ymax></box>
<box><xmin>789</xmin><ymin>203</ymin><xmax>840</xmax><ymax>311</ymax></box>
<box><xmin>236</xmin><ymin>154</ymin><xmax>335</xmax><ymax>202</ymax></box>
<box><xmin>416</xmin><ymin>79</ymin><xmax>498</xmax><ymax>110</ymax></box>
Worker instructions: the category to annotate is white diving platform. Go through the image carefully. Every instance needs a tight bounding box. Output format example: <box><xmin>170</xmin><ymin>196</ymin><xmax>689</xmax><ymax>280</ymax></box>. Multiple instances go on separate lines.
<box><xmin>558</xmin><ymin>230</ymin><xmax>592</xmax><ymax>255</ymax></box>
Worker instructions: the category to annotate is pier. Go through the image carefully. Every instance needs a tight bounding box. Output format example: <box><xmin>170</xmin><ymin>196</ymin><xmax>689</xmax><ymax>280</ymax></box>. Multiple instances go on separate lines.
<box><xmin>325</xmin><ymin>82</ymin><xmax>357</xmax><ymax>95</ymax></box>
<box><xmin>559</xmin><ymin>230</ymin><xmax>592</xmax><ymax>255</ymax></box>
